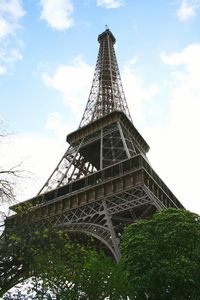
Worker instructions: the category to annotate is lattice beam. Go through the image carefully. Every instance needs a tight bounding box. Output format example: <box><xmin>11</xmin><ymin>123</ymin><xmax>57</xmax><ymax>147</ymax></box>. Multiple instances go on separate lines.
<box><xmin>79</xmin><ymin>29</ymin><xmax>132</xmax><ymax>127</ymax></box>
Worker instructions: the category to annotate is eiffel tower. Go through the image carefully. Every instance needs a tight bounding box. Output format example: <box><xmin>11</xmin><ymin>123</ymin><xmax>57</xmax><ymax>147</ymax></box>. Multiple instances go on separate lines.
<box><xmin>0</xmin><ymin>29</ymin><xmax>184</xmax><ymax>294</ymax></box>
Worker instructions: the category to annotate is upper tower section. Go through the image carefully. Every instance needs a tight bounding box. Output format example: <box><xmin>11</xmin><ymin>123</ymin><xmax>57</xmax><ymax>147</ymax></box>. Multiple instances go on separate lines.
<box><xmin>79</xmin><ymin>29</ymin><xmax>132</xmax><ymax>127</ymax></box>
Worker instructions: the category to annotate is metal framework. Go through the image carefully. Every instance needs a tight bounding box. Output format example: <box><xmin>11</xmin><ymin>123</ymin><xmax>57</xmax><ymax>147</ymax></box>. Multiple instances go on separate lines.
<box><xmin>79</xmin><ymin>29</ymin><xmax>132</xmax><ymax>127</ymax></box>
<box><xmin>0</xmin><ymin>29</ymin><xmax>184</xmax><ymax>296</ymax></box>
<box><xmin>38</xmin><ymin>111</ymin><xmax>148</xmax><ymax>194</ymax></box>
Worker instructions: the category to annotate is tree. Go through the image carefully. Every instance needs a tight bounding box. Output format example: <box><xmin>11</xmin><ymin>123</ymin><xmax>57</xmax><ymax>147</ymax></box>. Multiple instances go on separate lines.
<box><xmin>0</xmin><ymin>161</ymin><xmax>28</xmax><ymax>237</ymax></box>
<box><xmin>0</xmin><ymin>125</ymin><xmax>29</xmax><ymax>206</ymax></box>
<box><xmin>1</xmin><ymin>227</ymin><xmax>90</xmax><ymax>299</ymax></box>
<box><xmin>0</xmin><ymin>128</ymin><xmax>30</xmax><ymax>236</ymax></box>
<box><xmin>1</xmin><ymin>227</ymin><xmax>129</xmax><ymax>300</ymax></box>
<box><xmin>121</xmin><ymin>208</ymin><xmax>200</xmax><ymax>300</ymax></box>
<box><xmin>0</xmin><ymin>164</ymin><xmax>25</xmax><ymax>204</ymax></box>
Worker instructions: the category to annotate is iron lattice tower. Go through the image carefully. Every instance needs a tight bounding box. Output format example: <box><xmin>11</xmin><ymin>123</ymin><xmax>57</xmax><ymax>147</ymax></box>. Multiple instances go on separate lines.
<box><xmin>0</xmin><ymin>29</ymin><xmax>184</xmax><ymax>295</ymax></box>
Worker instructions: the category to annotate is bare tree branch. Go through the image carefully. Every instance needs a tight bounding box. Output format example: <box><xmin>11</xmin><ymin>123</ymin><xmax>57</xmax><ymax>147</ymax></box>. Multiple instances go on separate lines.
<box><xmin>0</xmin><ymin>127</ymin><xmax>31</xmax><ymax>205</ymax></box>
<box><xmin>0</xmin><ymin>165</ymin><xmax>32</xmax><ymax>204</ymax></box>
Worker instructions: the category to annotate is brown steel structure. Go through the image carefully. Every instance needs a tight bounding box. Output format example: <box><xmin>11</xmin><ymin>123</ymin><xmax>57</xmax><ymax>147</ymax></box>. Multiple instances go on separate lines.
<box><xmin>0</xmin><ymin>29</ymin><xmax>184</xmax><ymax>295</ymax></box>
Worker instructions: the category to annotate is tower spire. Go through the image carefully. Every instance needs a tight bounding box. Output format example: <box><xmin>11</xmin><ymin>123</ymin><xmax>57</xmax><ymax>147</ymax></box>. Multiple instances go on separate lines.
<box><xmin>79</xmin><ymin>29</ymin><xmax>132</xmax><ymax>127</ymax></box>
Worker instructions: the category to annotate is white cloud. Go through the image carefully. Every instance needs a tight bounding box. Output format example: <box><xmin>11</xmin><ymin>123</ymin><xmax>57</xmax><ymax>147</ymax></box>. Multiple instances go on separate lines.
<box><xmin>0</xmin><ymin>0</ymin><xmax>25</xmax><ymax>74</ymax></box>
<box><xmin>40</xmin><ymin>0</ymin><xmax>74</xmax><ymax>30</ymax></box>
<box><xmin>177</xmin><ymin>0</ymin><xmax>200</xmax><ymax>21</ymax></box>
<box><xmin>42</xmin><ymin>55</ymin><xmax>94</xmax><ymax>123</ymax></box>
<box><xmin>0</xmin><ymin>0</ymin><xmax>25</xmax><ymax>20</ymax></box>
<box><xmin>0</xmin><ymin>65</ymin><xmax>6</xmax><ymax>75</ymax></box>
<box><xmin>96</xmin><ymin>0</ymin><xmax>124</xmax><ymax>8</ymax></box>
<box><xmin>160</xmin><ymin>45</ymin><xmax>200</xmax><ymax>144</ymax></box>
<box><xmin>118</xmin><ymin>45</ymin><xmax>200</xmax><ymax>214</ymax></box>
<box><xmin>0</xmin><ymin>47</ymin><xmax>23</xmax><ymax>62</ymax></box>
<box><xmin>161</xmin><ymin>43</ymin><xmax>200</xmax><ymax>74</ymax></box>
<box><xmin>145</xmin><ymin>43</ymin><xmax>200</xmax><ymax>213</ymax></box>
<box><xmin>122</xmin><ymin>60</ymin><xmax>159</xmax><ymax>124</ymax></box>
<box><xmin>0</xmin><ymin>17</ymin><xmax>10</xmax><ymax>39</ymax></box>
<box><xmin>0</xmin><ymin>45</ymin><xmax>23</xmax><ymax>75</ymax></box>
<box><xmin>0</xmin><ymin>130</ymin><xmax>67</xmax><ymax>211</ymax></box>
<box><xmin>0</xmin><ymin>0</ymin><xmax>25</xmax><ymax>38</ymax></box>
<box><xmin>45</xmin><ymin>112</ymin><xmax>70</xmax><ymax>139</ymax></box>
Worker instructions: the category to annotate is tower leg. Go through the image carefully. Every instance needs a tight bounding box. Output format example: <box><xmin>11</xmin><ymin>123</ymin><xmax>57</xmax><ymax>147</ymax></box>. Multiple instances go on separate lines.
<box><xmin>102</xmin><ymin>200</ymin><xmax>120</xmax><ymax>261</ymax></box>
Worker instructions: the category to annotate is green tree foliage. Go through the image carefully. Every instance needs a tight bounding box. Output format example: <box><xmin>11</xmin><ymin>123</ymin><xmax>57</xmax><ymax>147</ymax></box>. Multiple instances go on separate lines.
<box><xmin>1</xmin><ymin>227</ymin><xmax>128</xmax><ymax>300</ymax></box>
<box><xmin>0</xmin><ymin>227</ymin><xmax>88</xmax><ymax>298</ymax></box>
<box><xmin>3</xmin><ymin>208</ymin><xmax>200</xmax><ymax>299</ymax></box>
<box><xmin>121</xmin><ymin>208</ymin><xmax>200</xmax><ymax>300</ymax></box>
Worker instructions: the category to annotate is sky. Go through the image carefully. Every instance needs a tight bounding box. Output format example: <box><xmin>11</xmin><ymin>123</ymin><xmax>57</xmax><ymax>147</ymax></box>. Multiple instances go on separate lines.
<box><xmin>0</xmin><ymin>0</ymin><xmax>200</xmax><ymax>215</ymax></box>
